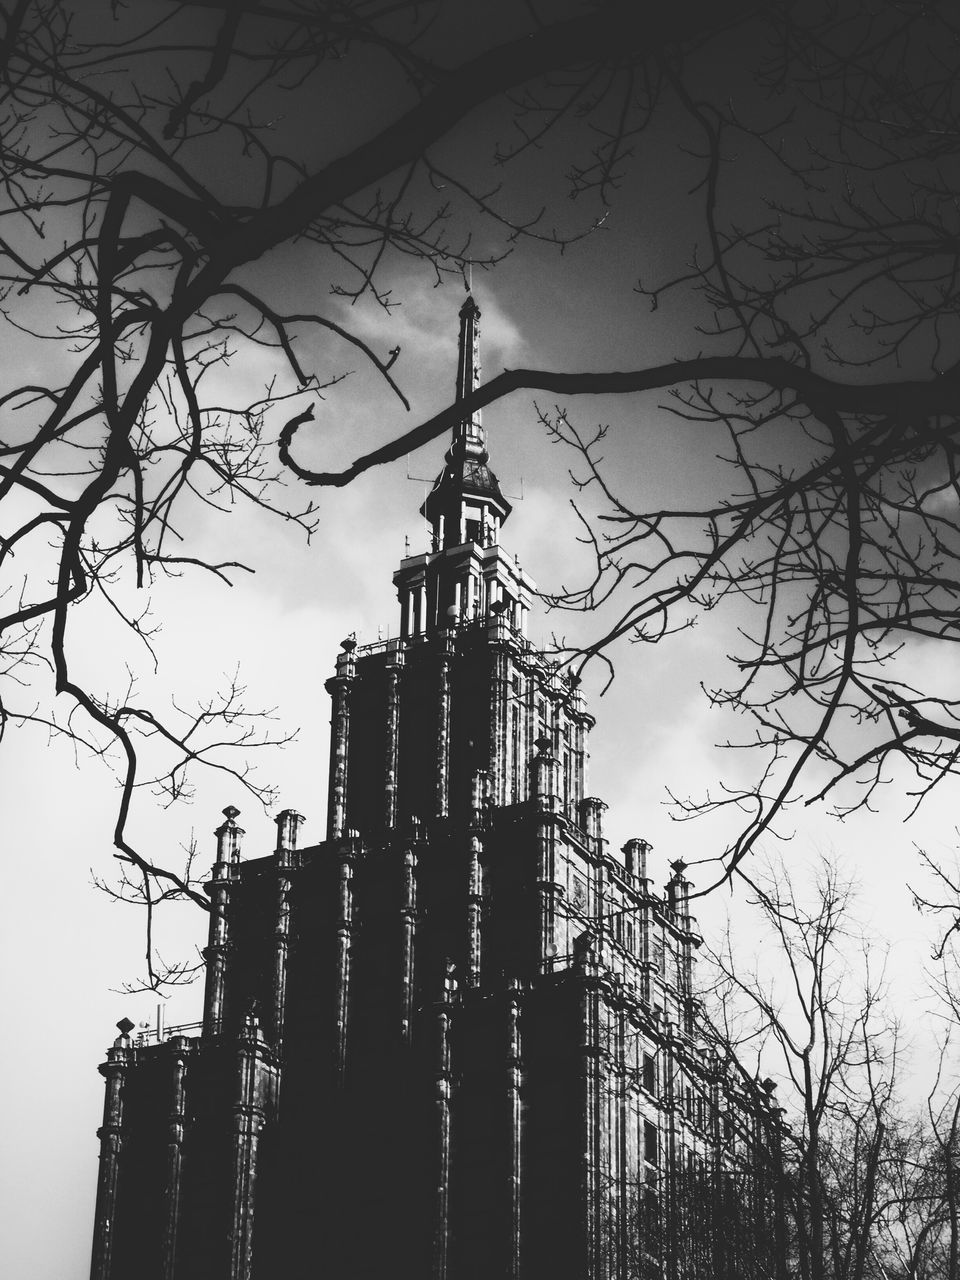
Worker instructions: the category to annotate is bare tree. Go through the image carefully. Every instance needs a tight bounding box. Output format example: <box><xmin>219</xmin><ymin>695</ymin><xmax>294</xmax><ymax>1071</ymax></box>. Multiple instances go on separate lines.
<box><xmin>9</xmin><ymin>2</ymin><xmax>960</xmax><ymax>976</ymax></box>
<box><xmin>0</xmin><ymin>0</ymin><xmax>766</xmax><ymax>979</ymax></box>
<box><xmin>524</xmin><ymin>3</ymin><xmax>960</xmax><ymax>891</ymax></box>
<box><xmin>703</xmin><ymin>858</ymin><xmax>900</xmax><ymax>1280</ymax></box>
<box><xmin>280</xmin><ymin>2</ymin><xmax>960</xmax><ymax>893</ymax></box>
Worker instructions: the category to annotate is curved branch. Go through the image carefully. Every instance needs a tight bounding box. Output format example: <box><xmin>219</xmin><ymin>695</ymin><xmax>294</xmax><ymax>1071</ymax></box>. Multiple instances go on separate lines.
<box><xmin>279</xmin><ymin>356</ymin><xmax>958</xmax><ymax>487</ymax></box>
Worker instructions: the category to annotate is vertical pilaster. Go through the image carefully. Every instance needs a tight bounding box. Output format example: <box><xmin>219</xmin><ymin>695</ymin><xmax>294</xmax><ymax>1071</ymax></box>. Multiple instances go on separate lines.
<box><xmin>435</xmin><ymin>631</ymin><xmax>454</xmax><ymax>820</ymax></box>
<box><xmin>607</xmin><ymin>1001</ymin><xmax>624</xmax><ymax>1280</ymax></box>
<box><xmin>417</xmin><ymin>584</ymin><xmax>427</xmax><ymax>634</ymax></box>
<box><xmin>569</xmin><ymin>689</ymin><xmax>593</xmax><ymax>811</ymax></box>
<box><xmin>531</xmin><ymin>735</ymin><xmax>561</xmax><ymax>971</ymax></box>
<box><xmin>334</xmin><ymin>831</ymin><xmax>359</xmax><ymax>1081</ymax></box>
<box><xmin>271</xmin><ymin>809</ymin><xmax>304</xmax><ymax>1054</ymax></box>
<box><xmin>575</xmin><ymin>937</ymin><xmax>604</xmax><ymax>1280</ymax></box>
<box><xmin>432</xmin><ymin>964</ymin><xmax>457</xmax><ymax>1280</ymax></box>
<box><xmin>325</xmin><ymin>638</ymin><xmax>357</xmax><ymax>840</ymax></box>
<box><xmin>228</xmin><ymin>1013</ymin><xmax>270</xmax><ymax>1280</ymax></box>
<box><xmin>628</xmin><ymin>840</ymin><xmax>654</xmax><ymax>1003</ymax></box>
<box><xmin>160</xmin><ymin>1038</ymin><xmax>188</xmax><ymax>1280</ymax></box>
<box><xmin>90</xmin><ymin>1028</ymin><xmax>132</xmax><ymax>1280</ymax></box>
<box><xmin>405</xmin><ymin>589</ymin><xmax>415</xmax><ymax>638</ymax></box>
<box><xmin>466</xmin><ymin>769</ymin><xmax>486</xmax><ymax>988</ymax></box>
<box><xmin>524</xmin><ymin>676</ymin><xmax>538</xmax><ymax>796</ymax></box>
<box><xmin>669</xmin><ymin>860</ymin><xmax>696</xmax><ymax>1032</ymax></box>
<box><xmin>663</xmin><ymin>1020</ymin><xmax>679</xmax><ymax>1280</ymax></box>
<box><xmin>488</xmin><ymin>639</ymin><xmax>510</xmax><ymax>807</ymax></box>
<box><xmin>384</xmin><ymin>656</ymin><xmax>403</xmax><ymax>829</ymax></box>
<box><xmin>202</xmin><ymin>805</ymin><xmax>244</xmax><ymax>1038</ymax></box>
<box><xmin>624</xmin><ymin>1030</ymin><xmax>641</xmax><ymax>1279</ymax></box>
<box><xmin>400</xmin><ymin>821</ymin><xmax>421</xmax><ymax>1047</ymax></box>
<box><xmin>506</xmin><ymin>980</ymin><xmax>523</xmax><ymax>1280</ymax></box>
<box><xmin>596</xmin><ymin>999</ymin><xmax>613</xmax><ymax>1280</ymax></box>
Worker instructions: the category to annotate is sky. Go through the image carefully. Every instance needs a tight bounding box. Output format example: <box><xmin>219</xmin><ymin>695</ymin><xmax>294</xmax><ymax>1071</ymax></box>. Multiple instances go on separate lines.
<box><xmin>0</xmin><ymin>6</ymin><xmax>956</xmax><ymax>1278</ymax></box>
<box><xmin>2</xmin><ymin>269</ymin><xmax>950</xmax><ymax>1280</ymax></box>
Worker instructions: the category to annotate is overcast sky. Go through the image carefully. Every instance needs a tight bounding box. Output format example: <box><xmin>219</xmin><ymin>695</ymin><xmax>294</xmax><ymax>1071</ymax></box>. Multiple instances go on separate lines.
<box><xmin>3</xmin><ymin>268</ymin><xmax>949</xmax><ymax>1280</ymax></box>
<box><xmin>1</xmin><ymin>7</ymin><xmax>955</xmax><ymax>1278</ymax></box>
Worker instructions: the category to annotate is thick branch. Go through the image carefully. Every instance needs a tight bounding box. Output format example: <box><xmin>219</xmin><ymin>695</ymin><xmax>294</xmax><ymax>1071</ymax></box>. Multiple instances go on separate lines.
<box><xmin>279</xmin><ymin>356</ymin><xmax>959</xmax><ymax>487</ymax></box>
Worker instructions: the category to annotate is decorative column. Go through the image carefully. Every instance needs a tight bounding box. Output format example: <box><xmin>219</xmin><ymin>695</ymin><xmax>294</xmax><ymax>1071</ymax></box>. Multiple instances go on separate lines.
<box><xmin>202</xmin><ymin>805</ymin><xmax>244</xmax><ymax>1038</ymax></box>
<box><xmin>620</xmin><ymin>1008</ymin><xmax>638</xmax><ymax>1280</ymax></box>
<box><xmin>531</xmin><ymin>735</ymin><xmax>562</xmax><ymax>971</ymax></box>
<box><xmin>384</xmin><ymin>655</ymin><xmax>404</xmax><ymax>829</ymax></box>
<box><xmin>400</xmin><ymin>819</ymin><xmax>422</xmax><ymax>1048</ymax></box>
<box><xmin>325</xmin><ymin>637</ymin><xmax>357</xmax><ymax>840</ymax></box>
<box><xmin>466</xmin><ymin>770</ymin><xmax>486</xmax><ymax>988</ymax></box>
<box><xmin>488</xmin><ymin>637</ymin><xmax>510</xmax><ymax>807</ymax></box>
<box><xmin>417</xmin><ymin>585</ymin><xmax>427</xmax><ymax>634</ymax></box>
<box><xmin>271</xmin><ymin>809</ymin><xmax>304</xmax><ymax>1054</ymax></box>
<box><xmin>581</xmin><ymin>796</ymin><xmax>608</xmax><ymax>856</ymax></box>
<box><xmin>432</xmin><ymin>963</ymin><xmax>457</xmax><ymax>1280</ymax></box>
<box><xmin>628</xmin><ymin>839</ymin><xmax>654</xmax><ymax>1003</ymax></box>
<box><xmin>663</xmin><ymin>1019</ymin><xmax>681</xmax><ymax>1280</ymax></box>
<box><xmin>506</xmin><ymin>980</ymin><xmax>523</xmax><ymax>1280</ymax></box>
<box><xmin>405</xmin><ymin>590</ymin><xmax>415</xmax><ymax>638</ymax></box>
<box><xmin>89</xmin><ymin>1022</ymin><xmax>133</xmax><ymax>1280</ymax></box>
<box><xmin>228</xmin><ymin>1012</ymin><xmax>271</xmax><ymax>1280</ymax></box>
<box><xmin>161</xmin><ymin>1037</ymin><xmax>189</xmax><ymax>1280</ymax></box>
<box><xmin>435</xmin><ymin>631</ymin><xmax>454</xmax><ymax>820</ymax></box>
<box><xmin>574</xmin><ymin>934</ymin><xmax>605</xmax><ymax>1280</ymax></box>
<box><xmin>334</xmin><ymin>830</ymin><xmax>360</xmax><ymax>1082</ymax></box>
<box><xmin>622</xmin><ymin>837</ymin><xmax>651</xmax><ymax>884</ymax></box>
<box><xmin>608</xmin><ymin>1000</ymin><xmax>625</xmax><ymax>1280</ymax></box>
<box><xmin>569</xmin><ymin>685</ymin><xmax>593</xmax><ymax>810</ymax></box>
<box><xmin>668</xmin><ymin>860</ymin><xmax>697</xmax><ymax>1033</ymax></box>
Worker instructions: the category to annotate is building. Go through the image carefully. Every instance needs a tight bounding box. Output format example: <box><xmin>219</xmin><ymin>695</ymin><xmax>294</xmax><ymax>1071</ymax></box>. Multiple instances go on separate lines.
<box><xmin>89</xmin><ymin>296</ymin><xmax>784</xmax><ymax>1280</ymax></box>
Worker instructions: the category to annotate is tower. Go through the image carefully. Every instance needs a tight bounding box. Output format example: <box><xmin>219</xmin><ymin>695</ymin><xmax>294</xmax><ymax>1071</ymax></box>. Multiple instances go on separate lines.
<box><xmin>89</xmin><ymin>296</ymin><xmax>783</xmax><ymax>1280</ymax></box>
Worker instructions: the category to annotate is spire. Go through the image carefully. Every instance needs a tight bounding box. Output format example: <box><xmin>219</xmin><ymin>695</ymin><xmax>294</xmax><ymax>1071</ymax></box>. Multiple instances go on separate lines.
<box><xmin>454</xmin><ymin>294</ymin><xmax>485</xmax><ymax>460</ymax></box>
<box><xmin>421</xmin><ymin>292</ymin><xmax>511</xmax><ymax>550</ymax></box>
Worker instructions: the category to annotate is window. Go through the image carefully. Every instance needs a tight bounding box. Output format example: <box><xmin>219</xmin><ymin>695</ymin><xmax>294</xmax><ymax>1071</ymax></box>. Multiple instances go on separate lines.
<box><xmin>644</xmin><ymin>1120</ymin><xmax>659</xmax><ymax>1166</ymax></box>
<box><xmin>642</xmin><ymin>1053</ymin><xmax>656</xmax><ymax>1095</ymax></box>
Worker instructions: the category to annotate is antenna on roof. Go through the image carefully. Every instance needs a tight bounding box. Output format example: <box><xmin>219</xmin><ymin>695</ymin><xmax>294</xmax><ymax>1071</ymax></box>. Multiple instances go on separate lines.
<box><xmin>405</xmin><ymin>454</ymin><xmax>433</xmax><ymax>484</ymax></box>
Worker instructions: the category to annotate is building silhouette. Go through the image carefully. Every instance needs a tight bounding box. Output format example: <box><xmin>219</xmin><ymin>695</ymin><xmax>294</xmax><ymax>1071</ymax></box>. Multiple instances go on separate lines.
<box><xmin>90</xmin><ymin>296</ymin><xmax>783</xmax><ymax>1280</ymax></box>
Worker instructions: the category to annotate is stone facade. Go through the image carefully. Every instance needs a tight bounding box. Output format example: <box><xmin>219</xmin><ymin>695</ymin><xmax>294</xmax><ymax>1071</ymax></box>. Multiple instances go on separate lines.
<box><xmin>89</xmin><ymin>296</ymin><xmax>784</xmax><ymax>1280</ymax></box>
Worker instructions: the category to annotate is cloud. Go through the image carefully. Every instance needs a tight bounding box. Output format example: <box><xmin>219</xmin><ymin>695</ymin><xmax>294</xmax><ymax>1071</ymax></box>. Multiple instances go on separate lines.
<box><xmin>331</xmin><ymin>272</ymin><xmax>527</xmax><ymax>377</ymax></box>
